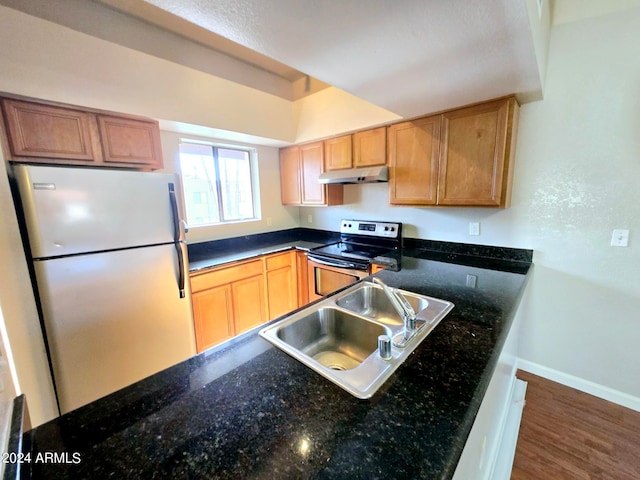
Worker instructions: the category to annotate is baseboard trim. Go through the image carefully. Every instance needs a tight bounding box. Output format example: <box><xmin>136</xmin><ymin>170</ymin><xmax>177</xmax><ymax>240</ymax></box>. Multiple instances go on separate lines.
<box><xmin>516</xmin><ymin>359</ymin><xmax>640</xmax><ymax>413</ymax></box>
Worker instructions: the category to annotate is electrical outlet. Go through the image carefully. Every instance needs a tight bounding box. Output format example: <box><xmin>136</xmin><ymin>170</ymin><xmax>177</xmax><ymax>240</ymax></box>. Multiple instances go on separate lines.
<box><xmin>307</xmin><ymin>214</ymin><xmax>313</xmax><ymax>224</ymax></box>
<box><xmin>611</xmin><ymin>229</ymin><xmax>629</xmax><ymax>247</ymax></box>
<box><xmin>469</xmin><ymin>222</ymin><xmax>480</xmax><ymax>236</ymax></box>
<box><xmin>266</xmin><ymin>217</ymin><xmax>272</xmax><ymax>226</ymax></box>
<box><xmin>466</xmin><ymin>274</ymin><xmax>477</xmax><ymax>288</ymax></box>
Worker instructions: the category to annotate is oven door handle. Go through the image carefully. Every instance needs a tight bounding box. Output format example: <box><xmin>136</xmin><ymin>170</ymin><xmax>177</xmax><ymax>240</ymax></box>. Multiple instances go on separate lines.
<box><xmin>307</xmin><ymin>254</ymin><xmax>367</xmax><ymax>271</ymax></box>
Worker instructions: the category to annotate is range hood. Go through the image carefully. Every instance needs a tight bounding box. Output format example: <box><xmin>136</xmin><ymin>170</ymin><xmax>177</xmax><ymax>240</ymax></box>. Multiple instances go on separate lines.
<box><xmin>318</xmin><ymin>166</ymin><xmax>388</xmax><ymax>184</ymax></box>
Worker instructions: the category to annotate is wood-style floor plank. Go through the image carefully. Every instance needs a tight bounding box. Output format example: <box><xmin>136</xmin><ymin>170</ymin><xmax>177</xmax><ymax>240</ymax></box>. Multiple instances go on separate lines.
<box><xmin>511</xmin><ymin>370</ymin><xmax>640</xmax><ymax>480</ymax></box>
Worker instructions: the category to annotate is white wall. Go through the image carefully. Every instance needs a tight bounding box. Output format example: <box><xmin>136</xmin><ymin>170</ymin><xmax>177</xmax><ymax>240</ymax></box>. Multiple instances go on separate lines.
<box><xmin>0</xmin><ymin>5</ymin><xmax>296</xmax><ymax>143</ymax></box>
<box><xmin>293</xmin><ymin>87</ymin><xmax>400</xmax><ymax>143</ymax></box>
<box><xmin>302</xmin><ymin>6</ymin><xmax>640</xmax><ymax>400</ymax></box>
<box><xmin>0</xmin><ymin>306</ymin><xmax>19</xmax><ymax>461</ymax></box>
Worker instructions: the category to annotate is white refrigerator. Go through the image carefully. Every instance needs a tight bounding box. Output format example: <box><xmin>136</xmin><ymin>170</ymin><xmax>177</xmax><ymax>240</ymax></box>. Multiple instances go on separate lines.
<box><xmin>12</xmin><ymin>164</ymin><xmax>196</xmax><ymax>414</ymax></box>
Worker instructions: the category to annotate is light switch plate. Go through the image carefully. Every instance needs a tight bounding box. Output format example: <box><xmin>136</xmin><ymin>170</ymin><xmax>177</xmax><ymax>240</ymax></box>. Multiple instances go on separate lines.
<box><xmin>611</xmin><ymin>229</ymin><xmax>629</xmax><ymax>247</ymax></box>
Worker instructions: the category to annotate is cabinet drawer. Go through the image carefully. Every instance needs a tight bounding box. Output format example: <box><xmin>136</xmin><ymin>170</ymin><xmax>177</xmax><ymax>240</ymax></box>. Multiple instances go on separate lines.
<box><xmin>266</xmin><ymin>251</ymin><xmax>293</xmax><ymax>271</ymax></box>
<box><xmin>190</xmin><ymin>260</ymin><xmax>263</xmax><ymax>292</ymax></box>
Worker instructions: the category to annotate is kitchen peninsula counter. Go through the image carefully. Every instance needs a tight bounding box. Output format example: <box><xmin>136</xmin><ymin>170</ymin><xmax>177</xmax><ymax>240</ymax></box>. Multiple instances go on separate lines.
<box><xmin>19</xmin><ymin>240</ymin><xmax>532</xmax><ymax>479</ymax></box>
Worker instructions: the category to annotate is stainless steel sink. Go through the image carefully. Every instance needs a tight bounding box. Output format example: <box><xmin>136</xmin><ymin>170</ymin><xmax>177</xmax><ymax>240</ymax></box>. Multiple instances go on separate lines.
<box><xmin>275</xmin><ymin>307</ymin><xmax>390</xmax><ymax>371</ymax></box>
<box><xmin>335</xmin><ymin>284</ymin><xmax>430</xmax><ymax>326</ymax></box>
<box><xmin>260</xmin><ymin>281</ymin><xmax>454</xmax><ymax>399</ymax></box>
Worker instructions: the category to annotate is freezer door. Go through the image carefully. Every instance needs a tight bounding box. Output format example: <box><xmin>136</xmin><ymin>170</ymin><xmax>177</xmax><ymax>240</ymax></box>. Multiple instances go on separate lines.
<box><xmin>13</xmin><ymin>164</ymin><xmax>183</xmax><ymax>258</ymax></box>
<box><xmin>34</xmin><ymin>243</ymin><xmax>196</xmax><ymax>414</ymax></box>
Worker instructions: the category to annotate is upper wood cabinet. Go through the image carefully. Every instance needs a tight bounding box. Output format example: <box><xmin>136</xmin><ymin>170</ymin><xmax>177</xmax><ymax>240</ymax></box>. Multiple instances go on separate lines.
<box><xmin>1</xmin><ymin>99</ymin><xmax>101</xmax><ymax>163</ymax></box>
<box><xmin>300</xmin><ymin>142</ymin><xmax>327</xmax><ymax>205</ymax></box>
<box><xmin>388</xmin><ymin>115</ymin><xmax>441</xmax><ymax>205</ymax></box>
<box><xmin>322</xmin><ymin>127</ymin><xmax>387</xmax><ymax>171</ymax></box>
<box><xmin>279</xmin><ymin>142</ymin><xmax>343</xmax><ymax>206</ymax></box>
<box><xmin>324</xmin><ymin>135</ymin><xmax>352</xmax><ymax>171</ymax></box>
<box><xmin>0</xmin><ymin>96</ymin><xmax>163</xmax><ymax>170</ymax></box>
<box><xmin>280</xmin><ymin>146</ymin><xmax>302</xmax><ymax>205</ymax></box>
<box><xmin>353</xmin><ymin>127</ymin><xmax>386</xmax><ymax>167</ymax></box>
<box><xmin>97</xmin><ymin>115</ymin><xmax>163</xmax><ymax>169</ymax></box>
<box><xmin>389</xmin><ymin>96</ymin><xmax>519</xmax><ymax>208</ymax></box>
<box><xmin>438</xmin><ymin>98</ymin><xmax>518</xmax><ymax>207</ymax></box>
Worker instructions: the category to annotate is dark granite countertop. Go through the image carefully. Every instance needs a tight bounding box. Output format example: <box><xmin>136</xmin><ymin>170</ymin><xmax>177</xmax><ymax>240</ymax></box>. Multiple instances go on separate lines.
<box><xmin>187</xmin><ymin>227</ymin><xmax>340</xmax><ymax>272</ymax></box>
<box><xmin>19</xmin><ymin>233</ymin><xmax>532</xmax><ymax>480</ymax></box>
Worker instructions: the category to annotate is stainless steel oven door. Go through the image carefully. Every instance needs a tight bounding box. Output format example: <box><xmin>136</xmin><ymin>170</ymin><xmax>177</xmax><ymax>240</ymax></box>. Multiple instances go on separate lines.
<box><xmin>307</xmin><ymin>255</ymin><xmax>370</xmax><ymax>301</ymax></box>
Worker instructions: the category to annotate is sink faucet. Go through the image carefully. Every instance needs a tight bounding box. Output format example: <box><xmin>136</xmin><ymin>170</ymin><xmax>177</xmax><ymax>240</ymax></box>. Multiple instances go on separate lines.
<box><xmin>373</xmin><ymin>278</ymin><xmax>417</xmax><ymax>347</ymax></box>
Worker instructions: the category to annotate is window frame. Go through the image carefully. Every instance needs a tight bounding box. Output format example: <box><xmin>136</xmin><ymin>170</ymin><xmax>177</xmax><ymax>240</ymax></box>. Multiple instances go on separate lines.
<box><xmin>179</xmin><ymin>140</ymin><xmax>260</xmax><ymax>228</ymax></box>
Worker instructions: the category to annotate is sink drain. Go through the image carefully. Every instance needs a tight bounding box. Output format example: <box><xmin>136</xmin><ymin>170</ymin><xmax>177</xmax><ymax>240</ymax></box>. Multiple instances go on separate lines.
<box><xmin>327</xmin><ymin>364</ymin><xmax>345</xmax><ymax>371</ymax></box>
<box><xmin>312</xmin><ymin>351</ymin><xmax>359</xmax><ymax>371</ymax></box>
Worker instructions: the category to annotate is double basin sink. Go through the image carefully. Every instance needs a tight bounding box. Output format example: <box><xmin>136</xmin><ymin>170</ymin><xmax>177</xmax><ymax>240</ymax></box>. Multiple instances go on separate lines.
<box><xmin>259</xmin><ymin>280</ymin><xmax>454</xmax><ymax>399</ymax></box>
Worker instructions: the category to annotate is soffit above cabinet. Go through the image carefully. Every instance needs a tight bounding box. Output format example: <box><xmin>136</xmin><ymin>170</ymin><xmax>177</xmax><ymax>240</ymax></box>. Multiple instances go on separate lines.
<box><xmin>103</xmin><ymin>0</ymin><xmax>546</xmax><ymax>117</ymax></box>
<box><xmin>3</xmin><ymin>0</ymin><xmax>547</xmax><ymax>117</ymax></box>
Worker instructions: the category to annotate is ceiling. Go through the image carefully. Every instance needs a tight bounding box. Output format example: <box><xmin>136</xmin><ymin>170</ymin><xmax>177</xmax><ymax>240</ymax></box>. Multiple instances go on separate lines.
<box><xmin>1</xmin><ymin>0</ymin><xmax>545</xmax><ymax>119</ymax></box>
<box><xmin>94</xmin><ymin>0</ymin><xmax>544</xmax><ymax>118</ymax></box>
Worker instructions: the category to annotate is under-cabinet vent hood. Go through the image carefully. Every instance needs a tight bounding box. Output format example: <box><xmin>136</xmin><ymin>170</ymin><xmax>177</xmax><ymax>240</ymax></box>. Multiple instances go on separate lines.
<box><xmin>318</xmin><ymin>166</ymin><xmax>388</xmax><ymax>184</ymax></box>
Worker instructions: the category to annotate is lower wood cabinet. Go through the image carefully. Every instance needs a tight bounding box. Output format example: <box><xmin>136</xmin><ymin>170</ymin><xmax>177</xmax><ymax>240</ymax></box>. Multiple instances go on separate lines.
<box><xmin>371</xmin><ymin>264</ymin><xmax>387</xmax><ymax>274</ymax></box>
<box><xmin>190</xmin><ymin>258</ymin><xmax>266</xmax><ymax>352</ymax></box>
<box><xmin>232</xmin><ymin>274</ymin><xmax>266</xmax><ymax>335</ymax></box>
<box><xmin>296</xmin><ymin>251</ymin><xmax>309</xmax><ymax>307</ymax></box>
<box><xmin>191</xmin><ymin>284</ymin><xmax>233</xmax><ymax>351</ymax></box>
<box><xmin>190</xmin><ymin>250</ymin><xmax>300</xmax><ymax>353</ymax></box>
<box><xmin>265</xmin><ymin>250</ymin><xmax>298</xmax><ymax>320</ymax></box>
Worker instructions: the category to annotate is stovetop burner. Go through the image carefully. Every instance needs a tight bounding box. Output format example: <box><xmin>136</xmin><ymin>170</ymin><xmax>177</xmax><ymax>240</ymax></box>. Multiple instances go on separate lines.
<box><xmin>309</xmin><ymin>220</ymin><xmax>402</xmax><ymax>265</ymax></box>
<box><xmin>312</xmin><ymin>241</ymin><xmax>394</xmax><ymax>260</ymax></box>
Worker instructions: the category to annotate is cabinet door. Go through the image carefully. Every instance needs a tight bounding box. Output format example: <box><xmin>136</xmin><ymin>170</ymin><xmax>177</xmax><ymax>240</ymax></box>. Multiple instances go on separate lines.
<box><xmin>97</xmin><ymin>115</ymin><xmax>163</xmax><ymax>169</ymax></box>
<box><xmin>324</xmin><ymin>135</ymin><xmax>352</xmax><ymax>170</ymax></box>
<box><xmin>192</xmin><ymin>285</ymin><xmax>233</xmax><ymax>352</ymax></box>
<box><xmin>279</xmin><ymin>146</ymin><xmax>301</xmax><ymax>205</ymax></box>
<box><xmin>296</xmin><ymin>251</ymin><xmax>309</xmax><ymax>307</ymax></box>
<box><xmin>300</xmin><ymin>141</ymin><xmax>326</xmax><ymax>205</ymax></box>
<box><xmin>266</xmin><ymin>265</ymin><xmax>297</xmax><ymax>320</ymax></box>
<box><xmin>438</xmin><ymin>98</ymin><xmax>515</xmax><ymax>207</ymax></box>
<box><xmin>299</xmin><ymin>142</ymin><xmax>344</xmax><ymax>206</ymax></box>
<box><xmin>1</xmin><ymin>99</ymin><xmax>100</xmax><ymax>162</ymax></box>
<box><xmin>231</xmin><ymin>275</ymin><xmax>266</xmax><ymax>334</ymax></box>
<box><xmin>371</xmin><ymin>264</ymin><xmax>387</xmax><ymax>274</ymax></box>
<box><xmin>388</xmin><ymin>115</ymin><xmax>441</xmax><ymax>205</ymax></box>
<box><xmin>353</xmin><ymin>127</ymin><xmax>386</xmax><ymax>167</ymax></box>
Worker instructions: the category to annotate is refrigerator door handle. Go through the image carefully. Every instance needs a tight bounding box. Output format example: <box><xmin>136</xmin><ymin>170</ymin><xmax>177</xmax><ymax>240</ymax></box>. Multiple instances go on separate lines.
<box><xmin>168</xmin><ymin>183</ymin><xmax>186</xmax><ymax>298</ymax></box>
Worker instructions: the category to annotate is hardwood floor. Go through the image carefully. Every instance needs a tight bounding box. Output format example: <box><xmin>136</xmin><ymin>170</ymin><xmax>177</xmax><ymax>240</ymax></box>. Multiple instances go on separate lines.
<box><xmin>511</xmin><ymin>370</ymin><xmax>640</xmax><ymax>480</ymax></box>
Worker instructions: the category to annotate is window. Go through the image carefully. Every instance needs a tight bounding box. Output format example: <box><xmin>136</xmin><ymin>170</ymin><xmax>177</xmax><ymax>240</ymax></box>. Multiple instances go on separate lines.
<box><xmin>179</xmin><ymin>142</ymin><xmax>257</xmax><ymax>226</ymax></box>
